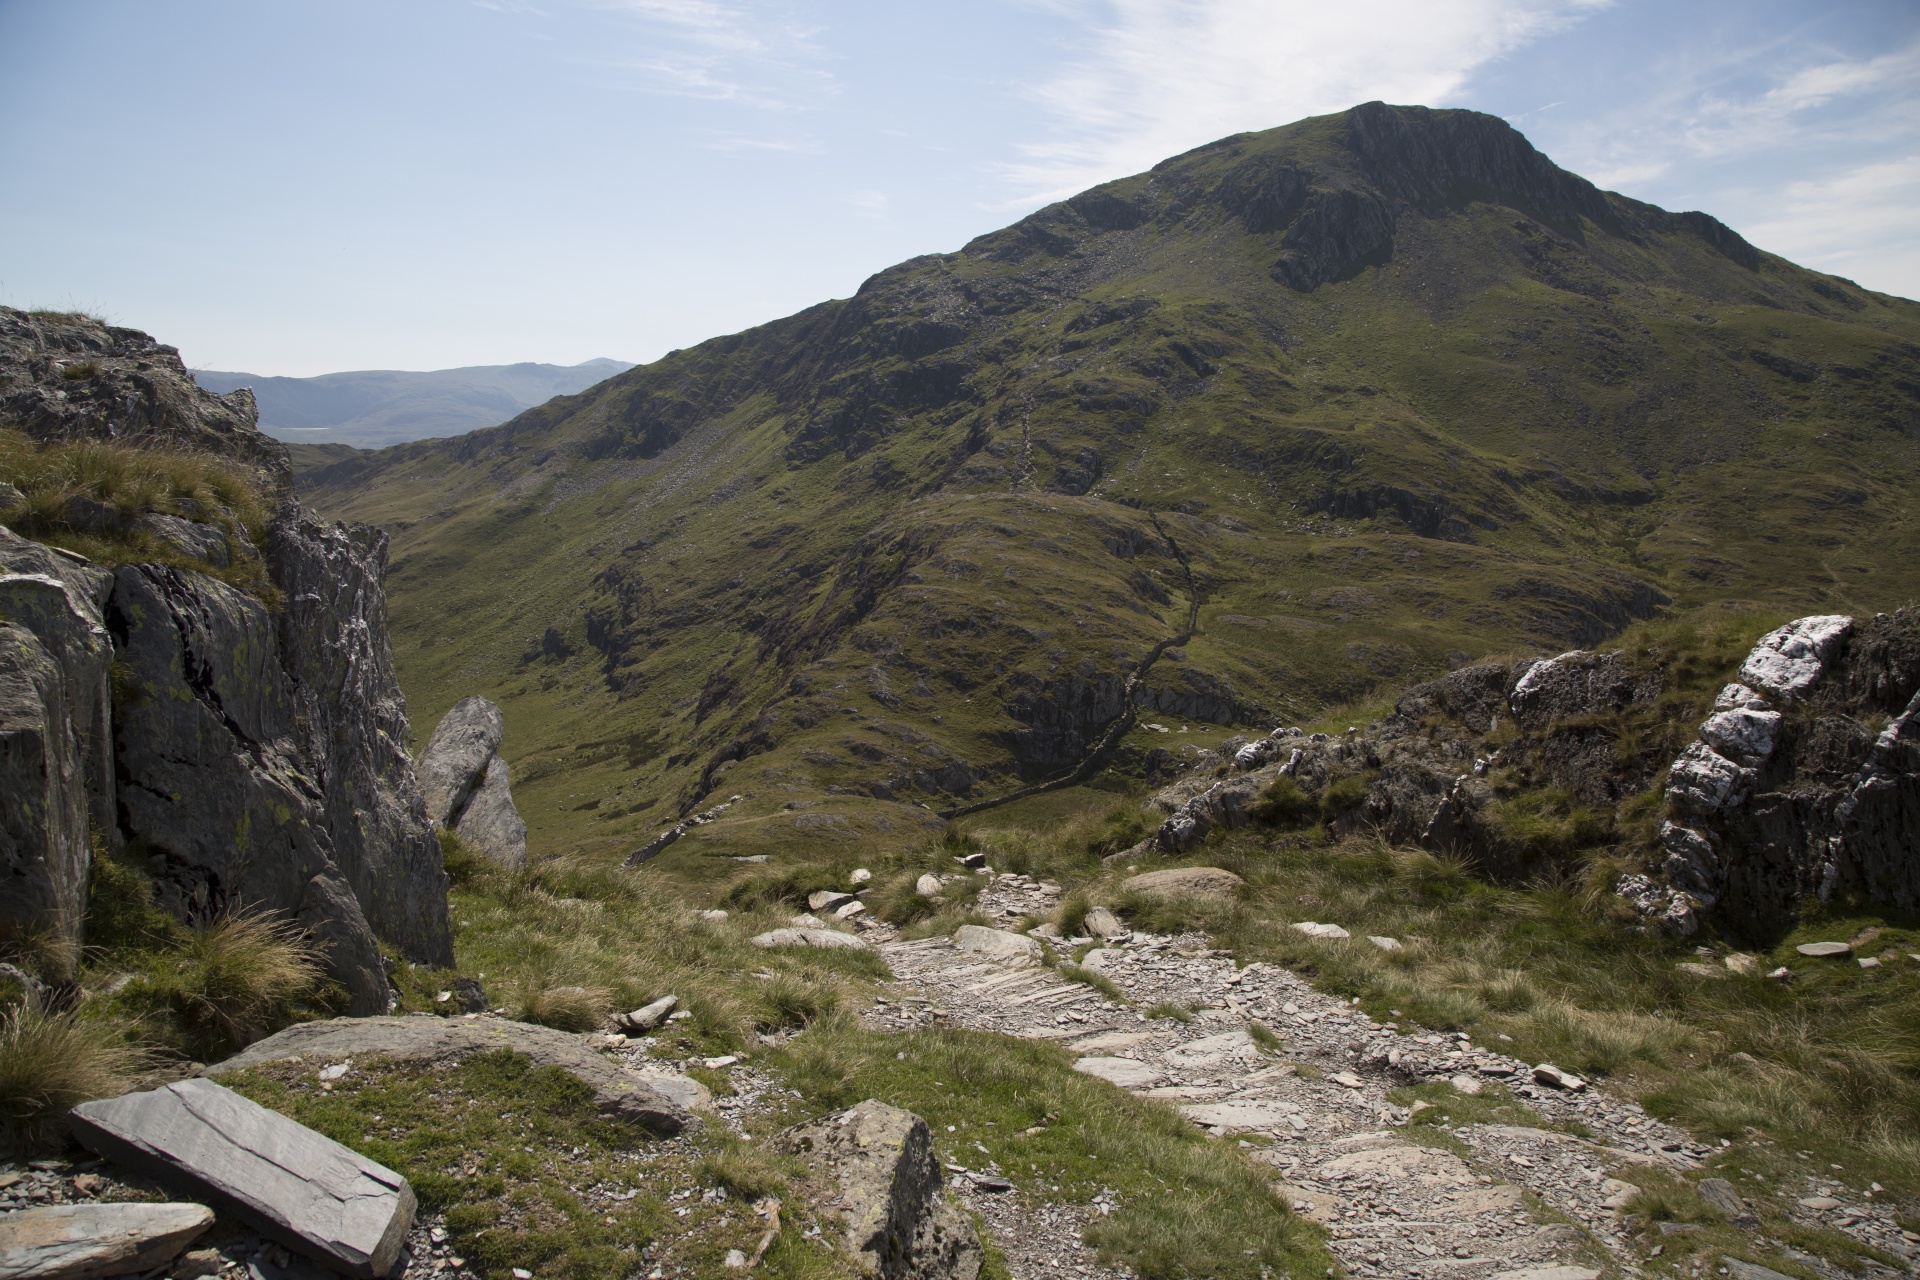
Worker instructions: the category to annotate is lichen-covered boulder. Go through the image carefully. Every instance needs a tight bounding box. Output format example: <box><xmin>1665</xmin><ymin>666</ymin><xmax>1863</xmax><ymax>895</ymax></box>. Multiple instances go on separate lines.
<box><xmin>775</xmin><ymin>1100</ymin><xmax>982</xmax><ymax>1280</ymax></box>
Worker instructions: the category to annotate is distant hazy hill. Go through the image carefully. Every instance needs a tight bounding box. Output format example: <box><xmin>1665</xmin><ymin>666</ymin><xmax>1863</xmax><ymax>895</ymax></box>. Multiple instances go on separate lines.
<box><xmin>192</xmin><ymin>358</ymin><xmax>632</xmax><ymax>447</ymax></box>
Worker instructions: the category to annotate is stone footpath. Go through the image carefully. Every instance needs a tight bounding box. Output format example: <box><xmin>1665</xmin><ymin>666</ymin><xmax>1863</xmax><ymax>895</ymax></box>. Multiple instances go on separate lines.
<box><xmin>868</xmin><ymin>873</ymin><xmax>1917</xmax><ymax>1280</ymax></box>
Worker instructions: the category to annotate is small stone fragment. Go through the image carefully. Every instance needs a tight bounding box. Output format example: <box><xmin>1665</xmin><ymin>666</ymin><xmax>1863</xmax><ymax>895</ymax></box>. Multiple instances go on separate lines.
<box><xmin>834</xmin><ymin>900</ymin><xmax>866</xmax><ymax>920</ymax></box>
<box><xmin>1368</xmin><ymin>935</ymin><xmax>1402</xmax><ymax>951</ymax></box>
<box><xmin>1723</xmin><ymin>1262</ymin><xmax>1796</xmax><ymax>1280</ymax></box>
<box><xmin>1796</xmin><ymin>941</ymin><xmax>1852</xmax><ymax>958</ymax></box>
<box><xmin>849</xmin><ymin>868</ymin><xmax>872</xmax><ymax>884</ymax></box>
<box><xmin>699</xmin><ymin>909</ymin><xmax>729</xmax><ymax>921</ymax></box>
<box><xmin>808</xmin><ymin>890</ymin><xmax>856</xmax><ymax>913</ymax></box>
<box><xmin>915</xmin><ymin>873</ymin><xmax>944</xmax><ymax>898</ymax></box>
<box><xmin>1329</xmin><ymin>1071</ymin><xmax>1364</xmax><ymax>1089</ymax></box>
<box><xmin>1530</xmin><ymin>1063</ymin><xmax>1586</xmax><ymax>1091</ymax></box>
<box><xmin>1857</xmin><ymin>956</ymin><xmax>1881</xmax><ymax>969</ymax></box>
<box><xmin>617</xmin><ymin>995</ymin><xmax>678</xmax><ymax>1033</ymax></box>
<box><xmin>0</xmin><ymin>1203</ymin><xmax>214</xmax><ymax>1280</ymax></box>
<box><xmin>1797</xmin><ymin>1195</ymin><xmax>1841</xmax><ymax>1210</ymax></box>
<box><xmin>171</xmin><ymin>1248</ymin><xmax>225</xmax><ymax>1280</ymax></box>
<box><xmin>1448</xmin><ymin>1074</ymin><xmax>1484</xmax><ymax>1096</ymax></box>
<box><xmin>1082</xmin><ymin>906</ymin><xmax>1125</xmax><ymax>937</ymax></box>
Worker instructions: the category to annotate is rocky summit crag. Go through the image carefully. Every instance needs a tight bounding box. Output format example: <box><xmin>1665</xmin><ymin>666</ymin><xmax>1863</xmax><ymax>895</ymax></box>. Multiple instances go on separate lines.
<box><xmin>0</xmin><ymin>305</ymin><xmax>449</xmax><ymax>1003</ymax></box>
<box><xmin>295</xmin><ymin>102</ymin><xmax>1920</xmax><ymax>880</ymax></box>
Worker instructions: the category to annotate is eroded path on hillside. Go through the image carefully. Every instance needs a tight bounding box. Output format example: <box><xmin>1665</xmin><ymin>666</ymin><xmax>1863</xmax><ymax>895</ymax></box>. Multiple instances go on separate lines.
<box><xmin>865</xmin><ymin>874</ymin><xmax>1714</xmax><ymax>1280</ymax></box>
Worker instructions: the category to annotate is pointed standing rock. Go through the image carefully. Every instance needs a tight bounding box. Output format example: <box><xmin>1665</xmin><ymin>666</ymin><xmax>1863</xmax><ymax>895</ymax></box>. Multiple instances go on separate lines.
<box><xmin>416</xmin><ymin>696</ymin><xmax>526</xmax><ymax>867</ymax></box>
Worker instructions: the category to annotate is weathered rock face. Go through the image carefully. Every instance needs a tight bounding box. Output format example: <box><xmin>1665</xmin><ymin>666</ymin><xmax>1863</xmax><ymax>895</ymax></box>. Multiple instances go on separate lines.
<box><xmin>416</xmin><ymin>695</ymin><xmax>527</xmax><ymax>867</ymax></box>
<box><xmin>0</xmin><ymin>621</ymin><xmax>88</xmax><ymax>972</ymax></box>
<box><xmin>70</xmin><ymin>1079</ymin><xmax>415</xmax><ymax>1280</ymax></box>
<box><xmin>0</xmin><ymin>309</ymin><xmax>451</xmax><ymax>1000</ymax></box>
<box><xmin>1130</xmin><ymin>651</ymin><xmax>1669</xmax><ymax>881</ymax></box>
<box><xmin>775</xmin><ymin>1100</ymin><xmax>983</xmax><ymax>1280</ymax></box>
<box><xmin>0</xmin><ymin>306</ymin><xmax>287</xmax><ymax>493</ymax></box>
<box><xmin>1659</xmin><ymin>611</ymin><xmax>1920</xmax><ymax>938</ymax></box>
<box><xmin>270</xmin><ymin>513</ymin><xmax>451</xmax><ymax>963</ymax></box>
<box><xmin>0</xmin><ymin>532</ymin><xmax>117</xmax><ymax>973</ymax></box>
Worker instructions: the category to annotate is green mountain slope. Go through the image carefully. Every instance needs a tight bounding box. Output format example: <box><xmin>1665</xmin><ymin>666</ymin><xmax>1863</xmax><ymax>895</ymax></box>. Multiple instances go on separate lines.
<box><xmin>300</xmin><ymin>101</ymin><xmax>1920</xmax><ymax>875</ymax></box>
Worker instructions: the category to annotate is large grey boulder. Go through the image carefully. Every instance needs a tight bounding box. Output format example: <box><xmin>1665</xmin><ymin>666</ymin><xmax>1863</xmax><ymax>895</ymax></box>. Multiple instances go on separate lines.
<box><xmin>269</xmin><ymin>512</ymin><xmax>452</xmax><ymax>964</ymax></box>
<box><xmin>105</xmin><ymin>564</ymin><xmax>387</xmax><ymax>1014</ymax></box>
<box><xmin>775</xmin><ymin>1100</ymin><xmax>982</xmax><ymax>1280</ymax></box>
<box><xmin>206</xmin><ymin>1014</ymin><xmax>693</xmax><ymax>1135</ymax></box>
<box><xmin>0</xmin><ymin>622</ymin><xmax>90</xmax><ymax>978</ymax></box>
<box><xmin>69</xmin><ymin>1079</ymin><xmax>414</xmax><ymax>1279</ymax></box>
<box><xmin>0</xmin><ymin>534</ymin><xmax>117</xmax><ymax>973</ymax></box>
<box><xmin>0</xmin><ymin>1202</ymin><xmax>214</xmax><ymax>1280</ymax></box>
<box><xmin>416</xmin><ymin>696</ymin><xmax>526</xmax><ymax>867</ymax></box>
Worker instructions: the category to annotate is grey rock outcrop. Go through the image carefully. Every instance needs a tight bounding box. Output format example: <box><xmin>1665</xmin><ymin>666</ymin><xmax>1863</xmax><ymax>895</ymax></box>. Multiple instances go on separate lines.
<box><xmin>0</xmin><ymin>306</ymin><xmax>287</xmax><ymax>493</ymax></box>
<box><xmin>751</xmin><ymin>927</ymin><xmax>870</xmax><ymax>951</ymax></box>
<box><xmin>0</xmin><ymin>532</ymin><xmax>116</xmax><ymax>974</ymax></box>
<box><xmin>104</xmin><ymin>564</ymin><xmax>387</xmax><ymax>1015</ymax></box>
<box><xmin>775</xmin><ymin>1100</ymin><xmax>983</xmax><ymax>1280</ymax></box>
<box><xmin>0</xmin><ymin>621</ymin><xmax>91</xmax><ymax>977</ymax></box>
<box><xmin>270</xmin><ymin>514</ymin><xmax>451</xmax><ymax>962</ymax></box>
<box><xmin>0</xmin><ymin>309</ymin><xmax>452</xmax><ymax>1002</ymax></box>
<box><xmin>416</xmin><ymin>696</ymin><xmax>526</xmax><ymax>867</ymax></box>
<box><xmin>0</xmin><ymin>1202</ymin><xmax>214</xmax><ymax>1280</ymax></box>
<box><xmin>1658</xmin><ymin>610</ymin><xmax>1920</xmax><ymax>937</ymax></box>
<box><xmin>1130</xmin><ymin>648</ymin><xmax>1670</xmax><ymax>879</ymax></box>
<box><xmin>70</xmin><ymin>1078</ymin><xmax>415</xmax><ymax>1279</ymax></box>
<box><xmin>206</xmin><ymin>1014</ymin><xmax>694</xmax><ymax>1135</ymax></box>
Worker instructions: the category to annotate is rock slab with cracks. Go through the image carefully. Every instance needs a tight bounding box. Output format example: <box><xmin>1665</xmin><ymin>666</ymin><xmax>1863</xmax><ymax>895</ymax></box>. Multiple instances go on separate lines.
<box><xmin>203</xmin><ymin>1014</ymin><xmax>694</xmax><ymax>1135</ymax></box>
<box><xmin>0</xmin><ymin>1202</ymin><xmax>214</xmax><ymax>1280</ymax></box>
<box><xmin>774</xmin><ymin>1099</ymin><xmax>984</xmax><ymax>1280</ymax></box>
<box><xmin>68</xmin><ymin>1078</ymin><xmax>415</xmax><ymax>1280</ymax></box>
<box><xmin>416</xmin><ymin>696</ymin><xmax>527</xmax><ymax>868</ymax></box>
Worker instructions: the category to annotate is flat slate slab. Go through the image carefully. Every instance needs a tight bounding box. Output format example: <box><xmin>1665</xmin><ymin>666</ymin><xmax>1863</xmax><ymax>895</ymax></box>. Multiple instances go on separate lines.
<box><xmin>204</xmin><ymin>1015</ymin><xmax>693</xmax><ymax>1135</ymax></box>
<box><xmin>69</xmin><ymin>1079</ymin><xmax>412</xmax><ymax>1279</ymax></box>
<box><xmin>1795</xmin><ymin>941</ymin><xmax>1852</xmax><ymax>958</ymax></box>
<box><xmin>1072</xmin><ymin>1057</ymin><xmax>1163</xmax><ymax>1089</ymax></box>
<box><xmin>1181</xmin><ymin>1101</ymin><xmax>1301</xmax><ymax>1131</ymax></box>
<box><xmin>0</xmin><ymin>1202</ymin><xmax>213</xmax><ymax>1280</ymax></box>
<box><xmin>751</xmin><ymin>927</ymin><xmax>869</xmax><ymax>951</ymax></box>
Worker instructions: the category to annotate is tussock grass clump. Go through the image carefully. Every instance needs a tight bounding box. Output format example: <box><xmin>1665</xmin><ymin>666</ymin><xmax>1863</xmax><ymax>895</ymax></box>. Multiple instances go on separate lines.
<box><xmin>518</xmin><ymin>983</ymin><xmax>614</xmax><ymax>1032</ymax></box>
<box><xmin>0</xmin><ymin>1008</ymin><xmax>150</xmax><ymax>1147</ymax></box>
<box><xmin>755</xmin><ymin>974</ymin><xmax>839</xmax><ymax>1030</ymax></box>
<box><xmin>0</xmin><ymin>428</ymin><xmax>271</xmax><ymax>593</ymax></box>
<box><xmin>164</xmin><ymin>908</ymin><xmax>327</xmax><ymax>1049</ymax></box>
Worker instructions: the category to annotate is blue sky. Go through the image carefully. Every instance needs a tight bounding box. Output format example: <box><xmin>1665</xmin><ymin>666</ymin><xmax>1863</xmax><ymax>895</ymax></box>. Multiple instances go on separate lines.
<box><xmin>1</xmin><ymin>0</ymin><xmax>1914</xmax><ymax>375</ymax></box>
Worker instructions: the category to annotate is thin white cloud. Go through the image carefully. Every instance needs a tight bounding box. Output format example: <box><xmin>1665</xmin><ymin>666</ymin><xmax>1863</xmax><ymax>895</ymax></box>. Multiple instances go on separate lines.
<box><xmin>1003</xmin><ymin>0</ymin><xmax>1611</xmax><ymax>203</ymax></box>
<box><xmin>1744</xmin><ymin>155</ymin><xmax>1920</xmax><ymax>298</ymax></box>
<box><xmin>1544</xmin><ymin>35</ymin><xmax>1920</xmax><ymax>299</ymax></box>
<box><xmin>507</xmin><ymin>0</ymin><xmax>838</xmax><ymax>111</ymax></box>
<box><xmin>1574</xmin><ymin>40</ymin><xmax>1920</xmax><ymax>190</ymax></box>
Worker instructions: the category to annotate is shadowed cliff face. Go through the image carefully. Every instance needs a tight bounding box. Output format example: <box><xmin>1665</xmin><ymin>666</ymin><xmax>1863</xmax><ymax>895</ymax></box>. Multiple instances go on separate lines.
<box><xmin>297</xmin><ymin>102</ymin><xmax>1920</xmax><ymax>876</ymax></box>
<box><xmin>0</xmin><ymin>307</ymin><xmax>450</xmax><ymax>998</ymax></box>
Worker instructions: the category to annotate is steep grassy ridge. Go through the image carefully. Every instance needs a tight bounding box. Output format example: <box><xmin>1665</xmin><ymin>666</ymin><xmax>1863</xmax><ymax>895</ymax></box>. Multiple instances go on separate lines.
<box><xmin>301</xmin><ymin>102</ymin><xmax>1920</xmax><ymax>875</ymax></box>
